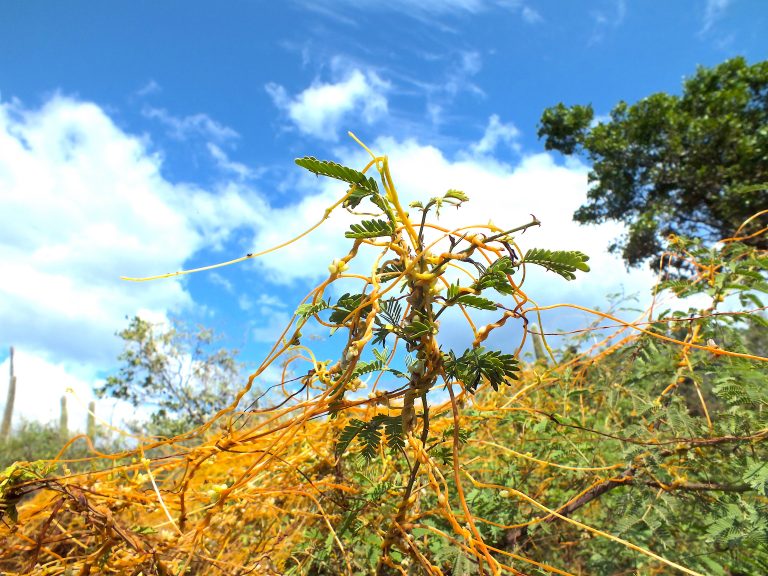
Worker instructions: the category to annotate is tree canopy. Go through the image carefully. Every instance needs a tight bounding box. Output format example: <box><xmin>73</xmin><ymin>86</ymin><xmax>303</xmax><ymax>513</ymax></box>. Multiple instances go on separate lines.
<box><xmin>96</xmin><ymin>316</ymin><xmax>243</xmax><ymax>437</ymax></box>
<box><xmin>538</xmin><ymin>56</ymin><xmax>768</xmax><ymax>267</ymax></box>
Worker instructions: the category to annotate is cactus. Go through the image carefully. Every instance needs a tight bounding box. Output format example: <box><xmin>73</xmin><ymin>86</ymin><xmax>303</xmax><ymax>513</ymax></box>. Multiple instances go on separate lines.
<box><xmin>87</xmin><ymin>401</ymin><xmax>96</xmax><ymax>441</ymax></box>
<box><xmin>530</xmin><ymin>324</ymin><xmax>549</xmax><ymax>366</ymax></box>
<box><xmin>59</xmin><ymin>395</ymin><xmax>69</xmax><ymax>443</ymax></box>
<box><xmin>1</xmin><ymin>346</ymin><xmax>16</xmax><ymax>442</ymax></box>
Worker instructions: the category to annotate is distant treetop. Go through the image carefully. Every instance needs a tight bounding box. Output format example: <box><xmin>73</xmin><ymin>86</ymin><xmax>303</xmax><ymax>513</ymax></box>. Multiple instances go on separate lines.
<box><xmin>538</xmin><ymin>56</ymin><xmax>768</xmax><ymax>269</ymax></box>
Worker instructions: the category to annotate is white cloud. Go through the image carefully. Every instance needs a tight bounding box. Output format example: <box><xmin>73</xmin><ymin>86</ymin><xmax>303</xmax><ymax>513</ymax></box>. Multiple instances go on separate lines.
<box><xmin>444</xmin><ymin>51</ymin><xmax>485</xmax><ymax>98</ymax></box>
<box><xmin>251</xmin><ymin>311</ymin><xmax>293</xmax><ymax>344</ymax></box>
<box><xmin>0</xmin><ymin>349</ymin><xmax>136</xmax><ymax>430</ymax></box>
<box><xmin>208</xmin><ymin>271</ymin><xmax>235</xmax><ymax>293</ymax></box>
<box><xmin>426</xmin><ymin>103</ymin><xmax>443</xmax><ymax>126</ymax></box>
<box><xmin>238</xmin><ymin>294</ymin><xmax>254</xmax><ymax>311</ymax></box>
<box><xmin>266</xmin><ymin>68</ymin><xmax>390</xmax><ymax>141</ymax></box>
<box><xmin>701</xmin><ymin>0</ymin><xmax>732</xmax><ymax>33</ymax></box>
<box><xmin>0</xmin><ymin>95</ymin><xmax>261</xmax><ymax>372</ymax></box>
<box><xmin>589</xmin><ymin>0</ymin><xmax>627</xmax><ymax>44</ymax></box>
<box><xmin>244</xmin><ymin>136</ymin><xmax>656</xmax><ymax>312</ymax></box>
<box><xmin>521</xmin><ymin>6</ymin><xmax>543</xmax><ymax>23</ymax></box>
<box><xmin>135</xmin><ymin>80</ymin><xmax>161</xmax><ymax>98</ymax></box>
<box><xmin>297</xmin><ymin>0</ymin><xmax>489</xmax><ymax>15</ymax></box>
<box><xmin>295</xmin><ymin>0</ymin><xmax>540</xmax><ymax>18</ymax></box>
<box><xmin>142</xmin><ymin>106</ymin><xmax>239</xmax><ymax>142</ymax></box>
<box><xmin>207</xmin><ymin>143</ymin><xmax>254</xmax><ymax>180</ymax></box>
<box><xmin>466</xmin><ymin>114</ymin><xmax>521</xmax><ymax>157</ymax></box>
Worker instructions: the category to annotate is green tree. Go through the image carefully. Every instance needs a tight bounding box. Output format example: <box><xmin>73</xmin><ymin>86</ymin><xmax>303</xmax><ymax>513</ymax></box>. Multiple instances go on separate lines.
<box><xmin>96</xmin><ymin>316</ymin><xmax>243</xmax><ymax>437</ymax></box>
<box><xmin>0</xmin><ymin>417</ymin><xmax>121</xmax><ymax>470</ymax></box>
<box><xmin>538</xmin><ymin>57</ymin><xmax>768</xmax><ymax>268</ymax></box>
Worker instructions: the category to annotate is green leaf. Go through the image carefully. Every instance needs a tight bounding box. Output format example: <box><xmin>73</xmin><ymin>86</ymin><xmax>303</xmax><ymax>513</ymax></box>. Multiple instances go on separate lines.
<box><xmin>474</xmin><ymin>256</ymin><xmax>516</xmax><ymax>295</ymax></box>
<box><xmin>378</xmin><ymin>298</ymin><xmax>403</xmax><ymax>327</ymax></box>
<box><xmin>443</xmin><ymin>347</ymin><xmax>520</xmax><ymax>393</ymax></box>
<box><xmin>359</xmin><ymin>418</ymin><xmax>384</xmax><ymax>461</ymax></box>
<box><xmin>404</xmin><ymin>320</ymin><xmax>433</xmax><ymax>339</ymax></box>
<box><xmin>444</xmin><ymin>189</ymin><xmax>469</xmax><ymax>203</ymax></box>
<box><xmin>351</xmin><ymin>359</ymin><xmax>386</xmax><ymax>379</ymax></box>
<box><xmin>345</xmin><ymin>218</ymin><xmax>396</xmax><ymax>239</ymax></box>
<box><xmin>295</xmin><ymin>300</ymin><xmax>330</xmax><ymax>319</ymax></box>
<box><xmin>744</xmin><ymin>459</ymin><xmax>768</xmax><ymax>496</ymax></box>
<box><xmin>446</xmin><ymin>282</ymin><xmax>462</xmax><ymax>301</ymax></box>
<box><xmin>329</xmin><ymin>293</ymin><xmax>372</xmax><ymax>325</ymax></box>
<box><xmin>295</xmin><ymin>157</ymin><xmax>379</xmax><ymax>199</ymax></box>
<box><xmin>522</xmin><ymin>248</ymin><xmax>590</xmax><ymax>280</ymax></box>
<box><xmin>454</xmin><ymin>294</ymin><xmax>497</xmax><ymax>311</ymax></box>
<box><xmin>377</xmin><ymin>261</ymin><xmax>405</xmax><ymax>280</ymax></box>
<box><xmin>383</xmin><ymin>415</ymin><xmax>404</xmax><ymax>453</ymax></box>
<box><xmin>336</xmin><ymin>419</ymin><xmax>367</xmax><ymax>457</ymax></box>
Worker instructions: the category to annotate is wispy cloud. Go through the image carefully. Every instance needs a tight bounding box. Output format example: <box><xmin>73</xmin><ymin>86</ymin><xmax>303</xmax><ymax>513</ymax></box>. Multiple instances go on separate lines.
<box><xmin>207</xmin><ymin>143</ymin><xmax>254</xmax><ymax>180</ymax></box>
<box><xmin>589</xmin><ymin>0</ymin><xmax>627</xmax><ymax>45</ymax></box>
<box><xmin>294</xmin><ymin>0</ymin><xmax>488</xmax><ymax>16</ymax></box>
<box><xmin>521</xmin><ymin>6</ymin><xmax>543</xmax><ymax>24</ymax></box>
<box><xmin>292</xmin><ymin>0</ymin><xmax>541</xmax><ymax>23</ymax></box>
<box><xmin>209</xmin><ymin>272</ymin><xmax>235</xmax><ymax>293</ymax></box>
<box><xmin>142</xmin><ymin>106</ymin><xmax>239</xmax><ymax>142</ymax></box>
<box><xmin>266</xmin><ymin>66</ymin><xmax>390</xmax><ymax>141</ymax></box>
<box><xmin>701</xmin><ymin>0</ymin><xmax>732</xmax><ymax>33</ymax></box>
<box><xmin>466</xmin><ymin>114</ymin><xmax>521</xmax><ymax>157</ymax></box>
<box><xmin>135</xmin><ymin>80</ymin><xmax>161</xmax><ymax>98</ymax></box>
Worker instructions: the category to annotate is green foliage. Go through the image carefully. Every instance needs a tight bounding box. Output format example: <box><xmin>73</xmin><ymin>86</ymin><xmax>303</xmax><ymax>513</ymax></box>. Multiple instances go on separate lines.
<box><xmin>443</xmin><ymin>347</ymin><xmax>520</xmax><ymax>393</ymax></box>
<box><xmin>336</xmin><ymin>415</ymin><xmax>404</xmax><ymax>459</ymax></box>
<box><xmin>345</xmin><ymin>218</ymin><xmax>395</xmax><ymax>239</ymax></box>
<box><xmin>329</xmin><ymin>293</ymin><xmax>372</xmax><ymax>325</ymax></box>
<box><xmin>295</xmin><ymin>299</ymin><xmax>330</xmax><ymax>319</ymax></box>
<box><xmin>410</xmin><ymin>189</ymin><xmax>469</xmax><ymax>218</ymax></box>
<box><xmin>452</xmin><ymin>294</ymin><xmax>497</xmax><ymax>311</ymax></box>
<box><xmin>0</xmin><ymin>461</ymin><xmax>53</xmax><ymax>523</ymax></box>
<box><xmin>7</xmin><ymin>140</ymin><xmax>768</xmax><ymax>576</ymax></box>
<box><xmin>538</xmin><ymin>56</ymin><xmax>768</xmax><ymax>267</ymax></box>
<box><xmin>473</xmin><ymin>256</ymin><xmax>517</xmax><ymax>295</ymax></box>
<box><xmin>522</xmin><ymin>248</ymin><xmax>591</xmax><ymax>280</ymax></box>
<box><xmin>0</xmin><ymin>421</ymin><xmax>65</xmax><ymax>470</ymax></box>
<box><xmin>95</xmin><ymin>316</ymin><xmax>243</xmax><ymax>437</ymax></box>
<box><xmin>295</xmin><ymin>156</ymin><xmax>380</xmax><ymax>200</ymax></box>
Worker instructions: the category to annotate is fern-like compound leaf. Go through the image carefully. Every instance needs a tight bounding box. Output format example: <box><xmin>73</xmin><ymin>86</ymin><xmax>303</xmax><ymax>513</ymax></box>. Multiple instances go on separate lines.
<box><xmin>454</xmin><ymin>294</ymin><xmax>497</xmax><ymax>311</ymax></box>
<box><xmin>473</xmin><ymin>256</ymin><xmax>516</xmax><ymax>295</ymax></box>
<box><xmin>345</xmin><ymin>219</ymin><xmax>395</xmax><ymax>239</ymax></box>
<box><xmin>444</xmin><ymin>189</ymin><xmax>469</xmax><ymax>203</ymax></box>
<box><xmin>522</xmin><ymin>248</ymin><xmax>590</xmax><ymax>281</ymax></box>
<box><xmin>383</xmin><ymin>415</ymin><xmax>404</xmax><ymax>453</ymax></box>
<box><xmin>295</xmin><ymin>157</ymin><xmax>379</xmax><ymax>198</ymax></box>
<box><xmin>351</xmin><ymin>359</ymin><xmax>386</xmax><ymax>379</ymax></box>
<box><xmin>379</xmin><ymin>298</ymin><xmax>403</xmax><ymax>327</ymax></box>
<box><xmin>295</xmin><ymin>299</ymin><xmax>331</xmax><ymax>319</ymax></box>
<box><xmin>358</xmin><ymin>420</ymin><xmax>384</xmax><ymax>461</ymax></box>
<box><xmin>404</xmin><ymin>320</ymin><xmax>433</xmax><ymax>339</ymax></box>
<box><xmin>336</xmin><ymin>419</ymin><xmax>367</xmax><ymax>457</ymax></box>
<box><xmin>443</xmin><ymin>347</ymin><xmax>520</xmax><ymax>393</ymax></box>
<box><xmin>377</xmin><ymin>261</ymin><xmax>405</xmax><ymax>280</ymax></box>
<box><xmin>329</xmin><ymin>293</ymin><xmax>371</xmax><ymax>325</ymax></box>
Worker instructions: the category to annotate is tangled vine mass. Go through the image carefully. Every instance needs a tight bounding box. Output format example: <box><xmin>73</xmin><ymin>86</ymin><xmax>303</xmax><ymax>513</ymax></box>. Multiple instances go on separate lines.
<box><xmin>1</xmin><ymin>140</ymin><xmax>767</xmax><ymax>576</ymax></box>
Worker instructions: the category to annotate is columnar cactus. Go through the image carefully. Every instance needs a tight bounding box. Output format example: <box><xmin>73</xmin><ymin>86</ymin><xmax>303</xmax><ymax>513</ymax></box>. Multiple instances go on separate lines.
<box><xmin>59</xmin><ymin>395</ymin><xmax>69</xmax><ymax>443</ymax></box>
<box><xmin>87</xmin><ymin>401</ymin><xmax>96</xmax><ymax>441</ymax></box>
<box><xmin>1</xmin><ymin>346</ymin><xmax>16</xmax><ymax>442</ymax></box>
<box><xmin>530</xmin><ymin>324</ymin><xmax>549</xmax><ymax>365</ymax></box>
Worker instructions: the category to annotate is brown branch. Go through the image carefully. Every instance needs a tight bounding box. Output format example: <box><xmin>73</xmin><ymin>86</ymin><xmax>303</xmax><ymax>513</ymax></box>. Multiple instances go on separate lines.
<box><xmin>26</xmin><ymin>497</ymin><xmax>65</xmax><ymax>572</ymax></box>
<box><xmin>638</xmin><ymin>480</ymin><xmax>751</xmax><ymax>492</ymax></box>
<box><xmin>501</xmin><ymin>443</ymin><xmax>757</xmax><ymax>549</ymax></box>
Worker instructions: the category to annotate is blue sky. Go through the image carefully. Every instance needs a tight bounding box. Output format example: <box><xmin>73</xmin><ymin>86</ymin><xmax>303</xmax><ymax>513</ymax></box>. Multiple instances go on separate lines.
<box><xmin>1</xmin><ymin>0</ymin><xmax>766</xmax><ymax>426</ymax></box>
